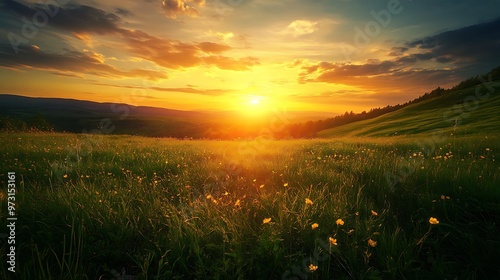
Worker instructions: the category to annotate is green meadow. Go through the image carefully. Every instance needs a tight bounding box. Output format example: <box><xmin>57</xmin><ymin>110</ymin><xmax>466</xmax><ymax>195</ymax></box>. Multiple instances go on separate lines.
<box><xmin>1</xmin><ymin>132</ymin><xmax>499</xmax><ymax>279</ymax></box>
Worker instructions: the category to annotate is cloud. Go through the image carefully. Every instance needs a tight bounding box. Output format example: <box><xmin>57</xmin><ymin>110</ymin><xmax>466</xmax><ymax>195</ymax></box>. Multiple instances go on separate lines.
<box><xmin>161</xmin><ymin>0</ymin><xmax>205</xmax><ymax>18</ymax></box>
<box><xmin>0</xmin><ymin>0</ymin><xmax>122</xmax><ymax>35</ymax></box>
<box><xmin>93</xmin><ymin>82</ymin><xmax>231</xmax><ymax>96</ymax></box>
<box><xmin>150</xmin><ymin>86</ymin><xmax>230</xmax><ymax>96</ymax></box>
<box><xmin>298</xmin><ymin>59</ymin><xmax>457</xmax><ymax>94</ymax></box>
<box><xmin>197</xmin><ymin>42</ymin><xmax>231</xmax><ymax>53</ymax></box>
<box><xmin>285</xmin><ymin>20</ymin><xmax>318</xmax><ymax>37</ymax></box>
<box><xmin>202</xmin><ymin>56</ymin><xmax>259</xmax><ymax>71</ymax></box>
<box><xmin>299</xmin><ymin>18</ymin><xmax>500</xmax><ymax>93</ymax></box>
<box><xmin>1</xmin><ymin>0</ymin><xmax>259</xmax><ymax>72</ymax></box>
<box><xmin>121</xmin><ymin>29</ymin><xmax>258</xmax><ymax>70</ymax></box>
<box><xmin>0</xmin><ymin>44</ymin><xmax>167</xmax><ymax>80</ymax></box>
<box><xmin>402</xmin><ymin>18</ymin><xmax>500</xmax><ymax>73</ymax></box>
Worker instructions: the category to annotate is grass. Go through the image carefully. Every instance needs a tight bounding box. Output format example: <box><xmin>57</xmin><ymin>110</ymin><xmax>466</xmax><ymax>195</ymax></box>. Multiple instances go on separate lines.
<box><xmin>1</xmin><ymin>132</ymin><xmax>500</xmax><ymax>279</ymax></box>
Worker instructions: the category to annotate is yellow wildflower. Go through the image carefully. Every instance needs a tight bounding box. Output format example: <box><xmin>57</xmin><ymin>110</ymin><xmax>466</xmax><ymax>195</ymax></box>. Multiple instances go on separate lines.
<box><xmin>335</xmin><ymin>219</ymin><xmax>344</xmax><ymax>226</ymax></box>
<box><xmin>309</xmin><ymin>264</ymin><xmax>318</xmax><ymax>272</ymax></box>
<box><xmin>311</xmin><ymin>223</ymin><xmax>319</xmax><ymax>230</ymax></box>
<box><xmin>283</xmin><ymin>183</ymin><xmax>289</xmax><ymax>187</ymax></box>
<box><xmin>329</xmin><ymin>237</ymin><xmax>337</xmax><ymax>246</ymax></box>
<box><xmin>429</xmin><ymin>217</ymin><xmax>439</xmax><ymax>225</ymax></box>
<box><xmin>263</xmin><ymin>217</ymin><xmax>272</xmax><ymax>224</ymax></box>
<box><xmin>368</xmin><ymin>239</ymin><xmax>377</xmax><ymax>247</ymax></box>
<box><xmin>305</xmin><ymin>198</ymin><xmax>313</xmax><ymax>205</ymax></box>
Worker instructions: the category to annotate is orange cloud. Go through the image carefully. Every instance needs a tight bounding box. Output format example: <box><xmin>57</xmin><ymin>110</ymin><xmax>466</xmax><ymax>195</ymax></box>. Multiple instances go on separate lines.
<box><xmin>202</xmin><ymin>56</ymin><xmax>260</xmax><ymax>71</ymax></box>
<box><xmin>161</xmin><ymin>0</ymin><xmax>206</xmax><ymax>18</ymax></box>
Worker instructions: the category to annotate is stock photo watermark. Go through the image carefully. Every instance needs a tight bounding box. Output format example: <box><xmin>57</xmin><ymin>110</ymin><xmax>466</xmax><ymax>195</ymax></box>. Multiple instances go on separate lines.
<box><xmin>385</xmin><ymin>73</ymin><xmax>498</xmax><ymax>190</ymax></box>
<box><xmin>7</xmin><ymin>0</ymin><xmax>71</xmax><ymax>53</ymax></box>
<box><xmin>5</xmin><ymin>172</ymin><xmax>17</xmax><ymax>273</ymax></box>
<box><xmin>342</xmin><ymin>0</ymin><xmax>412</xmax><ymax>61</ymax></box>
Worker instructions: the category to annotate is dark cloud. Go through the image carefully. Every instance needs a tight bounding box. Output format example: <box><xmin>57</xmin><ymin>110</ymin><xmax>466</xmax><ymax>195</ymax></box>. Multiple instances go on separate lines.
<box><xmin>115</xmin><ymin>8</ymin><xmax>131</xmax><ymax>17</ymax></box>
<box><xmin>0</xmin><ymin>44</ymin><xmax>167</xmax><ymax>80</ymax></box>
<box><xmin>404</xmin><ymin>18</ymin><xmax>500</xmax><ymax>71</ymax></box>
<box><xmin>1</xmin><ymin>0</ymin><xmax>122</xmax><ymax>35</ymax></box>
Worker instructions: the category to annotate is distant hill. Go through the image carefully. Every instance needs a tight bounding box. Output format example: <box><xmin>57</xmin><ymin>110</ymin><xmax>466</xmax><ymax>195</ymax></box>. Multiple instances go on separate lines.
<box><xmin>318</xmin><ymin>67</ymin><xmax>500</xmax><ymax>137</ymax></box>
<box><xmin>0</xmin><ymin>94</ymin><xmax>217</xmax><ymax>138</ymax></box>
<box><xmin>0</xmin><ymin>94</ymin><xmax>336</xmax><ymax>138</ymax></box>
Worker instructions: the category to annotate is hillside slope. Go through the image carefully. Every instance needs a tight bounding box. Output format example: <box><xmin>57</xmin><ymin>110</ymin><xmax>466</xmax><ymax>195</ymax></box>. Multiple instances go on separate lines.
<box><xmin>318</xmin><ymin>81</ymin><xmax>500</xmax><ymax>137</ymax></box>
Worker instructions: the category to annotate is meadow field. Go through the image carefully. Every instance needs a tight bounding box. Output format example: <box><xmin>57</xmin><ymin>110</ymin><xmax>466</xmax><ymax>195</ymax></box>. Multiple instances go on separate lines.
<box><xmin>1</xmin><ymin>132</ymin><xmax>500</xmax><ymax>279</ymax></box>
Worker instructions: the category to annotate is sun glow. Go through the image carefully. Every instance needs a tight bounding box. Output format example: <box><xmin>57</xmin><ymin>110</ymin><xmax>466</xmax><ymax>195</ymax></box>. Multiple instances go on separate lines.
<box><xmin>235</xmin><ymin>95</ymin><xmax>275</xmax><ymax>119</ymax></box>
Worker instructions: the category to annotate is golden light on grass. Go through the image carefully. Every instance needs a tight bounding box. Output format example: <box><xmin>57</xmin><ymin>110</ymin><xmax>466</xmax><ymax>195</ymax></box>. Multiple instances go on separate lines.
<box><xmin>305</xmin><ymin>198</ymin><xmax>313</xmax><ymax>205</ymax></box>
<box><xmin>263</xmin><ymin>217</ymin><xmax>272</xmax><ymax>224</ymax></box>
<box><xmin>335</xmin><ymin>219</ymin><xmax>344</xmax><ymax>226</ymax></box>
<box><xmin>311</xmin><ymin>223</ymin><xmax>319</xmax><ymax>230</ymax></box>
<box><xmin>308</xmin><ymin>264</ymin><xmax>318</xmax><ymax>272</ymax></box>
<box><xmin>371</xmin><ymin>210</ymin><xmax>378</xmax><ymax>216</ymax></box>
<box><xmin>283</xmin><ymin>183</ymin><xmax>289</xmax><ymax>187</ymax></box>
<box><xmin>368</xmin><ymin>239</ymin><xmax>377</xmax><ymax>247</ymax></box>
<box><xmin>429</xmin><ymin>217</ymin><xmax>439</xmax><ymax>225</ymax></box>
<box><xmin>234</xmin><ymin>199</ymin><xmax>241</xmax><ymax>207</ymax></box>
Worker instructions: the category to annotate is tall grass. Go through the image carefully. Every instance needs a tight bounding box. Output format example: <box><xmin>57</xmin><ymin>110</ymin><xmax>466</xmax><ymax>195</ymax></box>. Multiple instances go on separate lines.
<box><xmin>1</xmin><ymin>132</ymin><xmax>499</xmax><ymax>279</ymax></box>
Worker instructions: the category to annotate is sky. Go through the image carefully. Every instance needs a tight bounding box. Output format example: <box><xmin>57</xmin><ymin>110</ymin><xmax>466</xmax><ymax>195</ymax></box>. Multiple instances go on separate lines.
<box><xmin>1</xmin><ymin>0</ymin><xmax>500</xmax><ymax>115</ymax></box>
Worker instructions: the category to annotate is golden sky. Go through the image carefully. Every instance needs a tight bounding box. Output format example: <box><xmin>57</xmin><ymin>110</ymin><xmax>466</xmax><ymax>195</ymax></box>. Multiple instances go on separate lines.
<box><xmin>1</xmin><ymin>0</ymin><xmax>500</xmax><ymax>115</ymax></box>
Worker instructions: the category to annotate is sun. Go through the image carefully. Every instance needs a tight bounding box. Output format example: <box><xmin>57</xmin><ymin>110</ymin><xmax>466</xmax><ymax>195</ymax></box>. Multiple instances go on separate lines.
<box><xmin>250</xmin><ymin>98</ymin><xmax>260</xmax><ymax>105</ymax></box>
<box><xmin>249</xmin><ymin>97</ymin><xmax>262</xmax><ymax>106</ymax></box>
<box><xmin>239</xmin><ymin>95</ymin><xmax>272</xmax><ymax>117</ymax></box>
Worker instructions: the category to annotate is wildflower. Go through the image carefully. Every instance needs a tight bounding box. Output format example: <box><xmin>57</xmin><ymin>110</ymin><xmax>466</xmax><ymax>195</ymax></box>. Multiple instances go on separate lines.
<box><xmin>311</xmin><ymin>223</ymin><xmax>319</xmax><ymax>230</ymax></box>
<box><xmin>371</xmin><ymin>210</ymin><xmax>378</xmax><ymax>216</ymax></box>
<box><xmin>329</xmin><ymin>237</ymin><xmax>337</xmax><ymax>246</ymax></box>
<box><xmin>309</xmin><ymin>264</ymin><xmax>318</xmax><ymax>271</ymax></box>
<box><xmin>429</xmin><ymin>217</ymin><xmax>439</xmax><ymax>225</ymax></box>
<box><xmin>368</xmin><ymin>239</ymin><xmax>377</xmax><ymax>247</ymax></box>
<box><xmin>283</xmin><ymin>183</ymin><xmax>289</xmax><ymax>187</ymax></box>
<box><xmin>335</xmin><ymin>219</ymin><xmax>344</xmax><ymax>226</ymax></box>
<box><xmin>263</xmin><ymin>218</ymin><xmax>272</xmax><ymax>224</ymax></box>
<box><xmin>305</xmin><ymin>198</ymin><xmax>313</xmax><ymax>205</ymax></box>
<box><xmin>63</xmin><ymin>174</ymin><xmax>68</xmax><ymax>178</ymax></box>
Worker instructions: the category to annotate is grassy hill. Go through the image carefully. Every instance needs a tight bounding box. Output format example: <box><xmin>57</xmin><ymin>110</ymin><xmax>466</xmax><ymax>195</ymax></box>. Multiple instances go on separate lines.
<box><xmin>318</xmin><ymin>80</ymin><xmax>500</xmax><ymax>138</ymax></box>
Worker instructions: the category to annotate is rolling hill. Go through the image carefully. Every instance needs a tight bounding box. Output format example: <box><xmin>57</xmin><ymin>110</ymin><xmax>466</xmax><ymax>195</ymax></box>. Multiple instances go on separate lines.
<box><xmin>318</xmin><ymin>78</ymin><xmax>500</xmax><ymax>137</ymax></box>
